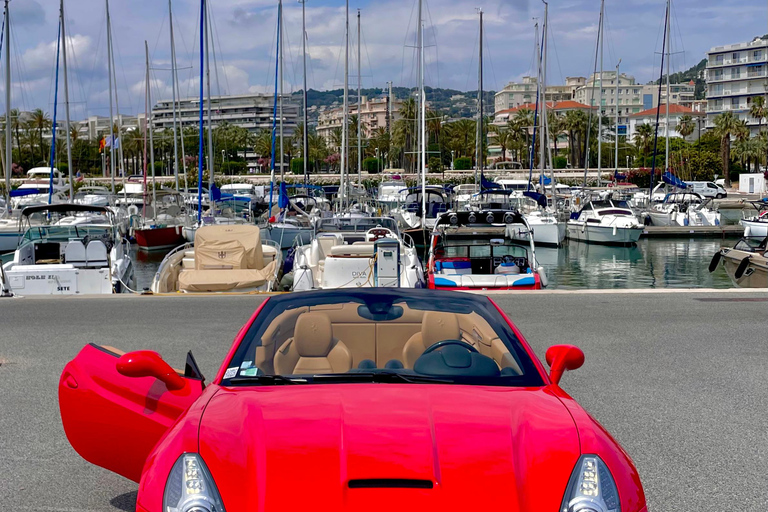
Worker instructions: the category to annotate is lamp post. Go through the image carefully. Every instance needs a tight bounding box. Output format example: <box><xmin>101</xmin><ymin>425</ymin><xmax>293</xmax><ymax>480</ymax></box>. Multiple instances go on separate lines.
<box><xmin>451</xmin><ymin>150</ymin><xmax>455</xmax><ymax>170</ymax></box>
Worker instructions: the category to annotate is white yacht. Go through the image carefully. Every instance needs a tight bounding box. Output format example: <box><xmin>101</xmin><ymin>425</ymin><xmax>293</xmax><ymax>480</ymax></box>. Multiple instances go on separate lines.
<box><xmin>740</xmin><ymin>200</ymin><xmax>768</xmax><ymax>238</ymax></box>
<box><xmin>291</xmin><ymin>216</ymin><xmax>424</xmax><ymax>290</ymax></box>
<box><xmin>392</xmin><ymin>187</ymin><xmax>449</xmax><ymax>230</ymax></box>
<box><xmin>11</xmin><ymin>167</ymin><xmax>69</xmax><ymax>209</ymax></box>
<box><xmin>152</xmin><ymin>224</ymin><xmax>281</xmax><ymax>293</ymax></box>
<box><xmin>647</xmin><ymin>192</ymin><xmax>720</xmax><ymax>227</ymax></box>
<box><xmin>376</xmin><ymin>174</ymin><xmax>408</xmax><ymax>209</ymax></box>
<box><xmin>567</xmin><ymin>199</ymin><xmax>644</xmax><ymax>246</ymax></box>
<box><xmin>453</xmin><ymin>183</ymin><xmax>480</xmax><ymax>210</ymax></box>
<box><xmin>0</xmin><ymin>204</ymin><xmax>134</xmax><ymax>295</ymax></box>
<box><xmin>0</xmin><ymin>213</ymin><xmax>22</xmax><ymax>253</ymax></box>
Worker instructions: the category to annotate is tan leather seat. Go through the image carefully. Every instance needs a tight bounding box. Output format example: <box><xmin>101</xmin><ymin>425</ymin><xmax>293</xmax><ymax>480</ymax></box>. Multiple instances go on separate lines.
<box><xmin>274</xmin><ymin>312</ymin><xmax>352</xmax><ymax>374</ymax></box>
<box><xmin>402</xmin><ymin>311</ymin><xmax>461</xmax><ymax>369</ymax></box>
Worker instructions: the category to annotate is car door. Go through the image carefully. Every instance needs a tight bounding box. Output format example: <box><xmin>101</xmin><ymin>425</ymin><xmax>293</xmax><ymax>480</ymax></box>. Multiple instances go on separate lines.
<box><xmin>59</xmin><ymin>343</ymin><xmax>204</xmax><ymax>483</ymax></box>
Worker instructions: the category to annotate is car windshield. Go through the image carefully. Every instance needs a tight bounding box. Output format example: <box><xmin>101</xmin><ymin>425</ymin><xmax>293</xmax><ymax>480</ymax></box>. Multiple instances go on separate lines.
<box><xmin>223</xmin><ymin>290</ymin><xmax>544</xmax><ymax>387</ymax></box>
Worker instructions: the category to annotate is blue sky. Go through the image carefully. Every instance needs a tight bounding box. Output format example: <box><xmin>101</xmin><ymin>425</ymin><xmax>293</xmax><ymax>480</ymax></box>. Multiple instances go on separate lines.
<box><xmin>9</xmin><ymin>0</ymin><xmax>768</xmax><ymax>119</ymax></box>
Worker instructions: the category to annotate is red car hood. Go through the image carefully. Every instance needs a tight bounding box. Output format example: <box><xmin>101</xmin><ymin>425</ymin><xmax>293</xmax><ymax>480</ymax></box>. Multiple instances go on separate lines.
<box><xmin>199</xmin><ymin>384</ymin><xmax>580</xmax><ymax>512</ymax></box>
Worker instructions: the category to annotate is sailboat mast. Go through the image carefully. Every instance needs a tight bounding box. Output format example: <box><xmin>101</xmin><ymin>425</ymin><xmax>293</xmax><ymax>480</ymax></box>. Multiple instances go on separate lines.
<box><xmin>105</xmin><ymin>0</ymin><xmax>115</xmax><ymax>194</ymax></box>
<box><xmin>416</xmin><ymin>0</ymin><xmax>422</xmax><ymax>185</ymax></box>
<box><xmin>278</xmin><ymin>0</ymin><xmax>284</xmax><ymax>182</ymax></box>
<box><xmin>301</xmin><ymin>0</ymin><xmax>308</xmax><ymax>185</ymax></box>
<box><xmin>60</xmin><ymin>0</ymin><xmax>73</xmax><ymax>199</ymax></box>
<box><xmin>168</xmin><ymin>0</ymin><xmax>180</xmax><ymax>191</ymax></box>
<box><xmin>142</xmin><ymin>42</ymin><xmax>148</xmax><ymax>218</ymax></box>
<box><xmin>107</xmin><ymin>5</ymin><xmax>126</xmax><ymax>199</ymax></box>
<box><xmin>597</xmin><ymin>0</ymin><xmax>604</xmax><ymax>187</ymax></box>
<box><xmin>204</xmin><ymin>0</ymin><xmax>214</xmax><ymax>202</ymax></box>
<box><xmin>196</xmin><ymin>0</ymin><xmax>205</xmax><ymax>223</ymax></box>
<box><xmin>615</xmin><ymin>59</ymin><xmax>621</xmax><ymax>176</ymax></box>
<box><xmin>356</xmin><ymin>9</ymin><xmax>362</xmax><ymax>186</ymax></box>
<box><xmin>146</xmin><ymin>41</ymin><xmax>157</xmax><ymax>222</ymax></box>
<box><xmin>539</xmin><ymin>12</ymin><xmax>546</xmax><ymax>178</ymax></box>
<box><xmin>420</xmin><ymin>19</ymin><xmax>426</xmax><ymax>223</ymax></box>
<box><xmin>341</xmin><ymin>0</ymin><xmax>349</xmax><ymax>210</ymax></box>
<box><xmin>542</xmin><ymin>1</ymin><xmax>555</xmax><ymax>202</ymax></box>
<box><xmin>3</xmin><ymin>0</ymin><xmax>10</xmax><ymax>207</ymax></box>
<box><xmin>476</xmin><ymin>8</ymin><xmax>483</xmax><ymax>186</ymax></box>
<box><xmin>664</xmin><ymin>0</ymin><xmax>670</xmax><ymax>173</ymax></box>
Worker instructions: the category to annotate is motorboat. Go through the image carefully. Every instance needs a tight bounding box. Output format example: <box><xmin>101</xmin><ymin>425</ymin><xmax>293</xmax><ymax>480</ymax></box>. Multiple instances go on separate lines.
<box><xmin>376</xmin><ymin>174</ymin><xmax>408</xmax><ymax>209</ymax></box>
<box><xmin>291</xmin><ymin>216</ymin><xmax>424</xmax><ymax>290</ymax></box>
<box><xmin>567</xmin><ymin>199</ymin><xmax>644</xmax><ymax>246</ymax></box>
<box><xmin>452</xmin><ymin>183</ymin><xmax>480</xmax><ymax>210</ymax></box>
<box><xmin>392</xmin><ymin>186</ymin><xmax>450</xmax><ymax>231</ymax></box>
<box><xmin>73</xmin><ymin>186</ymin><xmax>112</xmax><ymax>207</ymax></box>
<box><xmin>151</xmin><ymin>224</ymin><xmax>281</xmax><ymax>293</ymax></box>
<box><xmin>740</xmin><ymin>200</ymin><xmax>768</xmax><ymax>238</ymax></box>
<box><xmin>0</xmin><ymin>213</ymin><xmax>23</xmax><ymax>253</ymax></box>
<box><xmin>11</xmin><ymin>167</ymin><xmax>69</xmax><ymax>209</ymax></box>
<box><xmin>709</xmin><ymin>236</ymin><xmax>768</xmax><ymax>288</ymax></box>
<box><xmin>0</xmin><ymin>204</ymin><xmax>134</xmax><ymax>295</ymax></box>
<box><xmin>646</xmin><ymin>192</ymin><xmax>720</xmax><ymax>227</ymax></box>
<box><xmin>503</xmin><ymin>193</ymin><xmax>566</xmax><ymax>247</ymax></box>
<box><xmin>131</xmin><ymin>190</ymin><xmax>188</xmax><ymax>251</ymax></box>
<box><xmin>426</xmin><ymin>210</ymin><xmax>547</xmax><ymax>290</ymax></box>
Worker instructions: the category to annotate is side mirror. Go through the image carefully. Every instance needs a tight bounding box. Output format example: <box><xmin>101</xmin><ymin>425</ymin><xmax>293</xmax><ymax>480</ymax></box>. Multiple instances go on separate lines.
<box><xmin>545</xmin><ymin>345</ymin><xmax>585</xmax><ymax>386</ymax></box>
<box><xmin>116</xmin><ymin>350</ymin><xmax>186</xmax><ymax>391</ymax></box>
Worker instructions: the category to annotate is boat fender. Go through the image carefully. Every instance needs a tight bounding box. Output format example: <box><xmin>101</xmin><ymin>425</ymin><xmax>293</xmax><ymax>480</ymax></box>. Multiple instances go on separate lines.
<box><xmin>708</xmin><ymin>252</ymin><xmax>722</xmax><ymax>273</ymax></box>
<box><xmin>127</xmin><ymin>204</ymin><xmax>139</xmax><ymax>216</ymax></box>
<box><xmin>612</xmin><ymin>226</ymin><xmax>617</xmax><ymax>236</ymax></box>
<box><xmin>734</xmin><ymin>257</ymin><xmax>751</xmax><ymax>280</ymax></box>
<box><xmin>537</xmin><ymin>266</ymin><xmax>548</xmax><ymax>288</ymax></box>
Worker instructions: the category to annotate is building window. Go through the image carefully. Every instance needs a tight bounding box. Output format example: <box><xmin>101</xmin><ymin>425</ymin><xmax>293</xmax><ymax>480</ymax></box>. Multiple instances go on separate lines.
<box><xmin>716</xmin><ymin>55</ymin><xmax>724</xmax><ymax>64</ymax></box>
<box><xmin>732</xmin><ymin>97</ymin><xmax>739</xmax><ymax>108</ymax></box>
<box><xmin>733</xmin><ymin>52</ymin><xmax>740</xmax><ymax>61</ymax></box>
<box><xmin>731</xmin><ymin>68</ymin><xmax>741</xmax><ymax>79</ymax></box>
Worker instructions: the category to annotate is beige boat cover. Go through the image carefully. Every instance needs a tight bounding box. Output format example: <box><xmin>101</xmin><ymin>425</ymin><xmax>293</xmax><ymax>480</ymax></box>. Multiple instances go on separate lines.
<box><xmin>194</xmin><ymin>224</ymin><xmax>264</xmax><ymax>270</ymax></box>
<box><xmin>178</xmin><ymin>261</ymin><xmax>277</xmax><ymax>292</ymax></box>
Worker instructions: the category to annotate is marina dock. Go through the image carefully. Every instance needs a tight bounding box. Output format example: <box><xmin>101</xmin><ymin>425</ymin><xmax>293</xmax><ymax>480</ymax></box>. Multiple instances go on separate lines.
<box><xmin>640</xmin><ymin>225</ymin><xmax>743</xmax><ymax>238</ymax></box>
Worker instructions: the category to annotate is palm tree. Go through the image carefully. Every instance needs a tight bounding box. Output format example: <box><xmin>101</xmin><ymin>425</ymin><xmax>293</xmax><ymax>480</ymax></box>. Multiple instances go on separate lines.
<box><xmin>547</xmin><ymin>111</ymin><xmax>564</xmax><ymax>159</ymax></box>
<box><xmin>676</xmin><ymin>115</ymin><xmax>695</xmax><ymax>140</ymax></box>
<box><xmin>30</xmin><ymin>109</ymin><xmax>51</xmax><ymax>164</ymax></box>
<box><xmin>563</xmin><ymin>110</ymin><xmax>586</xmax><ymax>167</ymax></box>
<box><xmin>634</xmin><ymin>123</ymin><xmax>654</xmax><ymax>164</ymax></box>
<box><xmin>512</xmin><ymin>108</ymin><xmax>534</xmax><ymax>163</ymax></box>
<box><xmin>750</xmin><ymin>96</ymin><xmax>766</xmax><ymax>135</ymax></box>
<box><xmin>713</xmin><ymin>111</ymin><xmax>741</xmax><ymax>188</ymax></box>
<box><xmin>491</xmin><ymin>127</ymin><xmax>511</xmax><ymax>161</ymax></box>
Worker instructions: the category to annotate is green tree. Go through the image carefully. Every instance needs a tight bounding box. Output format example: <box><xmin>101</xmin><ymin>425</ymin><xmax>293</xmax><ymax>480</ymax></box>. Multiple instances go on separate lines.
<box><xmin>30</xmin><ymin>109</ymin><xmax>51</xmax><ymax>165</ymax></box>
<box><xmin>634</xmin><ymin>123</ymin><xmax>654</xmax><ymax>163</ymax></box>
<box><xmin>713</xmin><ymin>111</ymin><xmax>741</xmax><ymax>187</ymax></box>
<box><xmin>676</xmin><ymin>115</ymin><xmax>695</xmax><ymax>139</ymax></box>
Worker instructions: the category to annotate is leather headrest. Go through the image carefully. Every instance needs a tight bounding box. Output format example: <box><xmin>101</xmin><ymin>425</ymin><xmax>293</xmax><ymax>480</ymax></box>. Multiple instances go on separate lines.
<box><xmin>293</xmin><ymin>313</ymin><xmax>334</xmax><ymax>357</ymax></box>
<box><xmin>421</xmin><ymin>311</ymin><xmax>460</xmax><ymax>348</ymax></box>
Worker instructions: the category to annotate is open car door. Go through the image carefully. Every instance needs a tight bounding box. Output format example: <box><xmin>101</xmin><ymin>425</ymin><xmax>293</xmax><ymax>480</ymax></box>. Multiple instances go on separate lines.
<box><xmin>59</xmin><ymin>344</ymin><xmax>204</xmax><ymax>482</ymax></box>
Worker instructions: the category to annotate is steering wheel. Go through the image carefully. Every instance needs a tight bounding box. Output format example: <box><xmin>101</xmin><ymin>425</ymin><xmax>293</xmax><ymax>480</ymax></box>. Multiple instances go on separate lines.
<box><xmin>502</xmin><ymin>255</ymin><xmax>515</xmax><ymax>264</ymax></box>
<box><xmin>422</xmin><ymin>339</ymin><xmax>478</xmax><ymax>355</ymax></box>
<box><xmin>366</xmin><ymin>227</ymin><xmax>394</xmax><ymax>242</ymax></box>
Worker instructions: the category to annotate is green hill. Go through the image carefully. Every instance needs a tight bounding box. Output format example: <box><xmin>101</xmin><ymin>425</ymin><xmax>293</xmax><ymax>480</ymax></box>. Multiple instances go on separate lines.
<box><xmin>651</xmin><ymin>58</ymin><xmax>707</xmax><ymax>99</ymax></box>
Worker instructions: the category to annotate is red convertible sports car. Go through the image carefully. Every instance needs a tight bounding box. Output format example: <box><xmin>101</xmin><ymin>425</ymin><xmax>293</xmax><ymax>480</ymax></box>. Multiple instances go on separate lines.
<box><xmin>59</xmin><ymin>289</ymin><xmax>646</xmax><ymax>512</ymax></box>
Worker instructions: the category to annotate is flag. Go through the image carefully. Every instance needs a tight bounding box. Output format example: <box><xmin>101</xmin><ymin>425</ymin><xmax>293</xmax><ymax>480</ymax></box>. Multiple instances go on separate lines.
<box><xmin>210</xmin><ymin>183</ymin><xmax>222</xmax><ymax>202</ymax></box>
<box><xmin>278</xmin><ymin>182</ymin><xmax>290</xmax><ymax>209</ymax></box>
<box><xmin>98</xmin><ymin>137</ymin><xmax>106</xmax><ymax>153</ymax></box>
<box><xmin>539</xmin><ymin>174</ymin><xmax>552</xmax><ymax>186</ymax></box>
<box><xmin>76</xmin><ymin>171</ymin><xmax>83</xmax><ymax>182</ymax></box>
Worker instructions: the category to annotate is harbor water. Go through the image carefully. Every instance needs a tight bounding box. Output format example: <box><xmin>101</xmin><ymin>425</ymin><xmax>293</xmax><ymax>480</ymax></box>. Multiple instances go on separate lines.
<box><xmin>128</xmin><ymin>237</ymin><xmax>739</xmax><ymax>292</ymax></box>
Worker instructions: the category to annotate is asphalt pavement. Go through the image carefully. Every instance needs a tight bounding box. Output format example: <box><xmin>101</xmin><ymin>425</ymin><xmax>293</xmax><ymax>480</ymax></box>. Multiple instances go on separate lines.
<box><xmin>1</xmin><ymin>291</ymin><xmax>767</xmax><ymax>511</ymax></box>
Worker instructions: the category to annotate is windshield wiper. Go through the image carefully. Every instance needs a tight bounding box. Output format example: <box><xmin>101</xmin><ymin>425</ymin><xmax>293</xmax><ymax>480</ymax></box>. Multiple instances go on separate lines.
<box><xmin>312</xmin><ymin>371</ymin><xmax>454</xmax><ymax>384</ymax></box>
<box><xmin>227</xmin><ymin>375</ymin><xmax>307</xmax><ymax>385</ymax></box>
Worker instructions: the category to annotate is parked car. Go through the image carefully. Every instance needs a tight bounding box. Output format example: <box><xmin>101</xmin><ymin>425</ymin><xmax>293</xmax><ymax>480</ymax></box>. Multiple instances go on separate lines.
<box><xmin>59</xmin><ymin>289</ymin><xmax>646</xmax><ymax>512</ymax></box>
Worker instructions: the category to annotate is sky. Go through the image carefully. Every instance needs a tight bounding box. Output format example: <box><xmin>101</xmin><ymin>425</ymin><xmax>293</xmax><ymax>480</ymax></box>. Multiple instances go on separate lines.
<box><xmin>8</xmin><ymin>0</ymin><xmax>768</xmax><ymax>120</ymax></box>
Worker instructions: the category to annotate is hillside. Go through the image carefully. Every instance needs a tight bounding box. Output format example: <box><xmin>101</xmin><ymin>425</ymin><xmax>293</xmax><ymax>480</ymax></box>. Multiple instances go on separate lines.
<box><xmin>651</xmin><ymin>58</ymin><xmax>707</xmax><ymax>99</ymax></box>
<box><xmin>293</xmin><ymin>86</ymin><xmax>496</xmax><ymax>124</ymax></box>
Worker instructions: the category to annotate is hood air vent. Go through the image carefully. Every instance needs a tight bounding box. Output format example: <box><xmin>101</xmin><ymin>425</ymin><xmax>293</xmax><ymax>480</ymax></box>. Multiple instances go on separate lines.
<box><xmin>348</xmin><ymin>479</ymin><xmax>433</xmax><ymax>489</ymax></box>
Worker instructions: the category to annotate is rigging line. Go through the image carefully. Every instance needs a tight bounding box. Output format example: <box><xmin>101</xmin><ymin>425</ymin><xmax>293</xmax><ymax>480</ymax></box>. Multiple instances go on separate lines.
<box><xmin>208</xmin><ymin>2</ymin><xmax>230</xmax><ymax>96</ymax></box>
<box><xmin>83</xmin><ymin>4</ymin><xmax>105</xmax><ymax>116</ymax></box>
<box><xmin>181</xmin><ymin>10</ymin><xmax>201</xmax><ymax>101</ymax></box>
<box><xmin>281</xmin><ymin>11</ymin><xmax>298</xmax><ymax>93</ymax></box>
<box><xmin>671</xmin><ymin>1</ymin><xmax>686</xmax><ymax>72</ymax></box>
<box><xmin>8</xmin><ymin>12</ymin><xmax>31</xmax><ymax>112</ymax></box>
<box><xmin>398</xmin><ymin>0</ymin><xmax>417</xmax><ymax>88</ymax></box>
<box><xmin>547</xmin><ymin>19</ymin><xmax>565</xmax><ymax>86</ymax></box>
<box><xmin>424</xmin><ymin>0</ymin><xmax>440</xmax><ymax>88</ymax></box>
<box><xmin>362</xmin><ymin>22</ymin><xmax>374</xmax><ymax>90</ymax></box>
<box><xmin>263</xmin><ymin>7</ymin><xmax>278</xmax><ymax>92</ymax></box>
<box><xmin>113</xmin><ymin>36</ymin><xmax>135</xmax><ymax>114</ymax></box>
<box><xmin>64</xmin><ymin>17</ymin><xmax>91</xmax><ymax>121</ymax></box>
<box><xmin>172</xmin><ymin>2</ymin><xmax>194</xmax><ymax>96</ymax></box>
<box><xmin>483</xmin><ymin>20</ymin><xmax>499</xmax><ymax>96</ymax></box>
<box><xmin>464</xmin><ymin>21</ymin><xmax>480</xmax><ymax>93</ymax></box>
<box><xmin>206</xmin><ymin>2</ymin><xmax>224</xmax><ymax>97</ymax></box>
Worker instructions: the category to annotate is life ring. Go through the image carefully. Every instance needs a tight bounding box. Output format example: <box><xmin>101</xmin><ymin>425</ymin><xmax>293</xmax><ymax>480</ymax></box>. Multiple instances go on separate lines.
<box><xmin>127</xmin><ymin>204</ymin><xmax>139</xmax><ymax>216</ymax></box>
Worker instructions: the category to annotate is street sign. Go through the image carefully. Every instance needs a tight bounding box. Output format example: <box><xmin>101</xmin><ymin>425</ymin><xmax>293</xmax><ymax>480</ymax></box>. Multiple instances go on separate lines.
<box><xmin>617</xmin><ymin>125</ymin><xmax>628</xmax><ymax>136</ymax></box>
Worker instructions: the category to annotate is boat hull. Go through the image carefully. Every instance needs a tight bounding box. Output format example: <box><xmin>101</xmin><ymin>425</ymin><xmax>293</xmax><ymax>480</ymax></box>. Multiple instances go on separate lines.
<box><xmin>134</xmin><ymin>225</ymin><xmax>185</xmax><ymax>251</ymax></box>
<box><xmin>566</xmin><ymin>222</ymin><xmax>643</xmax><ymax>246</ymax></box>
<box><xmin>507</xmin><ymin>222</ymin><xmax>565</xmax><ymax>247</ymax></box>
<box><xmin>740</xmin><ymin>219</ymin><xmax>768</xmax><ymax>238</ymax></box>
<box><xmin>719</xmin><ymin>249</ymin><xmax>768</xmax><ymax>288</ymax></box>
<box><xmin>263</xmin><ymin>225</ymin><xmax>313</xmax><ymax>250</ymax></box>
<box><xmin>0</xmin><ymin>231</ymin><xmax>22</xmax><ymax>253</ymax></box>
<box><xmin>427</xmin><ymin>272</ymin><xmax>541</xmax><ymax>290</ymax></box>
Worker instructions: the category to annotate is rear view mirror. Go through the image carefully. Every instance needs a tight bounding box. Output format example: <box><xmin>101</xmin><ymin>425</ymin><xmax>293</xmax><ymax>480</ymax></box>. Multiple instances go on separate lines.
<box><xmin>116</xmin><ymin>351</ymin><xmax>186</xmax><ymax>391</ymax></box>
<box><xmin>545</xmin><ymin>345</ymin><xmax>585</xmax><ymax>386</ymax></box>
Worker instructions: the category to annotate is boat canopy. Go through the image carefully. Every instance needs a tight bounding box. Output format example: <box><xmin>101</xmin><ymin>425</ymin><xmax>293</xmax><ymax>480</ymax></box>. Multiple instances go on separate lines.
<box><xmin>662</xmin><ymin>171</ymin><xmax>687</xmax><ymax>189</ymax></box>
<box><xmin>523</xmin><ymin>191</ymin><xmax>548</xmax><ymax>208</ymax></box>
<box><xmin>20</xmin><ymin>203</ymin><xmax>113</xmax><ymax>217</ymax></box>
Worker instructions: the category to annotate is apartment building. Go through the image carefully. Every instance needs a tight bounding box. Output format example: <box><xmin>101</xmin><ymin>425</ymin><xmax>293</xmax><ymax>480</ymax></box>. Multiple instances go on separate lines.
<box><xmin>706</xmin><ymin>37</ymin><xmax>768</xmax><ymax>134</ymax></box>
<box><xmin>641</xmin><ymin>82</ymin><xmax>696</xmax><ymax>110</ymax></box>
<box><xmin>151</xmin><ymin>93</ymin><xmax>299</xmax><ymax>136</ymax></box>
<box><xmin>494</xmin><ymin>76</ymin><xmax>585</xmax><ymax>113</ymax></box>
<box><xmin>573</xmin><ymin>71</ymin><xmax>645</xmax><ymax>127</ymax></box>
<box><xmin>316</xmin><ymin>96</ymin><xmax>403</xmax><ymax>150</ymax></box>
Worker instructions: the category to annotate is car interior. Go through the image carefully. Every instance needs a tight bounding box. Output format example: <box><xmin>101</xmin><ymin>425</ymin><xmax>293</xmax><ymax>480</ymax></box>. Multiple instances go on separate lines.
<box><xmin>240</xmin><ymin>302</ymin><xmax>525</xmax><ymax>378</ymax></box>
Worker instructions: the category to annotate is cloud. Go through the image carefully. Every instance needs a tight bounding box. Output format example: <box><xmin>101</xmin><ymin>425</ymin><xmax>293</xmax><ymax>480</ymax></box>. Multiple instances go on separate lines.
<box><xmin>13</xmin><ymin>0</ymin><xmax>45</xmax><ymax>26</ymax></box>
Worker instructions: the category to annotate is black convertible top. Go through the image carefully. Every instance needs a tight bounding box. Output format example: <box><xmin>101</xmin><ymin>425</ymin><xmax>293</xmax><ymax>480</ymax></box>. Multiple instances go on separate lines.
<box><xmin>20</xmin><ymin>203</ymin><xmax>112</xmax><ymax>217</ymax></box>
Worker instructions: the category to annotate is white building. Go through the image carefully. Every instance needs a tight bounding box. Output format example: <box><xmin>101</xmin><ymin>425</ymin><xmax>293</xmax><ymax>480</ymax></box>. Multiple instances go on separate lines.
<box><xmin>151</xmin><ymin>93</ymin><xmax>298</xmax><ymax>136</ymax></box>
<box><xmin>573</xmin><ymin>72</ymin><xmax>645</xmax><ymax>127</ymax></box>
<box><xmin>494</xmin><ymin>76</ymin><xmax>584</xmax><ymax>114</ymax></box>
<box><xmin>317</xmin><ymin>96</ymin><xmax>402</xmax><ymax>150</ymax></box>
<box><xmin>628</xmin><ymin>104</ymin><xmax>704</xmax><ymax>142</ymax></box>
<box><xmin>706</xmin><ymin>37</ymin><xmax>768</xmax><ymax>135</ymax></box>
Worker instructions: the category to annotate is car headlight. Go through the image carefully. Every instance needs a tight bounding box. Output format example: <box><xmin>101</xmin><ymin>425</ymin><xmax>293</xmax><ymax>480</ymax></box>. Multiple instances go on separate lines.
<box><xmin>163</xmin><ymin>453</ymin><xmax>226</xmax><ymax>512</ymax></box>
<box><xmin>560</xmin><ymin>455</ymin><xmax>620</xmax><ymax>512</ymax></box>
